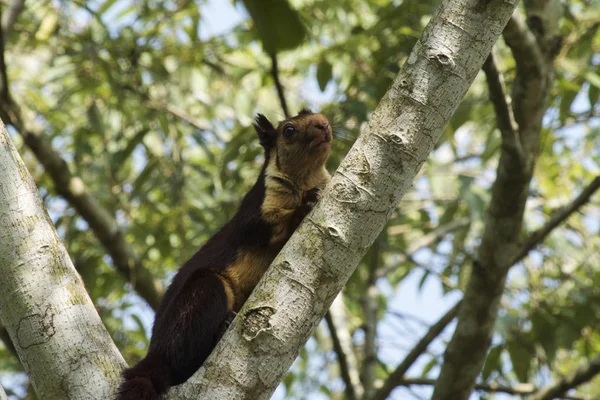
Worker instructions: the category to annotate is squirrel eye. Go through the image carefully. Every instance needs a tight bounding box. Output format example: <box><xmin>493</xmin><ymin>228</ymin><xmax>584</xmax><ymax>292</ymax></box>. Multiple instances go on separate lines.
<box><xmin>283</xmin><ymin>125</ymin><xmax>295</xmax><ymax>138</ymax></box>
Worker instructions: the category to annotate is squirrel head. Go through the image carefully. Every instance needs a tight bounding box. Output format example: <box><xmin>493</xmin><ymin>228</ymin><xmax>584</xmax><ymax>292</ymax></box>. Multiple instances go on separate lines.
<box><xmin>253</xmin><ymin>109</ymin><xmax>332</xmax><ymax>180</ymax></box>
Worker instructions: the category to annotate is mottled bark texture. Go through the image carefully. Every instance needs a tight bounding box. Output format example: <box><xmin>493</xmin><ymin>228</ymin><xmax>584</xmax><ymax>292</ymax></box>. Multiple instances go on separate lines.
<box><xmin>167</xmin><ymin>0</ymin><xmax>520</xmax><ymax>398</ymax></box>
<box><xmin>0</xmin><ymin>119</ymin><xmax>127</xmax><ymax>399</ymax></box>
<box><xmin>431</xmin><ymin>2</ymin><xmax>563</xmax><ymax>400</ymax></box>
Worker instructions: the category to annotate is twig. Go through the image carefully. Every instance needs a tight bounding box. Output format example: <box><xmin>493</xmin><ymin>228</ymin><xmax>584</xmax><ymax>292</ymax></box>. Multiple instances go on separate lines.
<box><xmin>270</xmin><ymin>53</ymin><xmax>289</xmax><ymax>118</ymax></box>
<box><xmin>325</xmin><ymin>295</ymin><xmax>363</xmax><ymax>400</ymax></box>
<box><xmin>529</xmin><ymin>355</ymin><xmax>600</xmax><ymax>400</ymax></box>
<box><xmin>377</xmin><ymin>218</ymin><xmax>470</xmax><ymax>279</ymax></box>
<box><xmin>391</xmin><ymin>377</ymin><xmax>590</xmax><ymax>400</ymax></box>
<box><xmin>370</xmin><ymin>300</ymin><xmax>462</xmax><ymax>400</ymax></box>
<box><xmin>512</xmin><ymin>176</ymin><xmax>600</xmax><ymax>265</ymax></box>
<box><xmin>361</xmin><ymin>239</ymin><xmax>381</xmax><ymax>397</ymax></box>
<box><xmin>324</xmin><ymin>313</ymin><xmax>356</xmax><ymax>400</ymax></box>
<box><xmin>165</xmin><ymin>104</ymin><xmax>211</xmax><ymax>131</ymax></box>
<box><xmin>0</xmin><ymin>9</ymin><xmax>164</xmax><ymax>309</ymax></box>
<box><xmin>482</xmin><ymin>51</ymin><xmax>521</xmax><ymax>156</ymax></box>
<box><xmin>0</xmin><ymin>102</ymin><xmax>164</xmax><ymax>310</ymax></box>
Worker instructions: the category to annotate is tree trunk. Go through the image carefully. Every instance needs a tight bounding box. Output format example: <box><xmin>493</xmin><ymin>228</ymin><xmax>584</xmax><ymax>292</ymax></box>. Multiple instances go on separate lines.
<box><xmin>0</xmin><ymin>120</ymin><xmax>126</xmax><ymax>399</ymax></box>
<box><xmin>168</xmin><ymin>0</ymin><xmax>520</xmax><ymax>398</ymax></box>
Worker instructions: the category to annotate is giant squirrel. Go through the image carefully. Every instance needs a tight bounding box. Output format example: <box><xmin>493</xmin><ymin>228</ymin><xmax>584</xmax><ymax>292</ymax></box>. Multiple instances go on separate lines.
<box><xmin>116</xmin><ymin>109</ymin><xmax>332</xmax><ymax>400</ymax></box>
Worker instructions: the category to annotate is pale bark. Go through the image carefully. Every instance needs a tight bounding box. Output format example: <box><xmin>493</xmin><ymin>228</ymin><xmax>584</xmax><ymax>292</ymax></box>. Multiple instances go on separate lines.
<box><xmin>0</xmin><ymin>119</ymin><xmax>126</xmax><ymax>399</ymax></box>
<box><xmin>431</xmin><ymin>3</ymin><xmax>563</xmax><ymax>399</ymax></box>
<box><xmin>167</xmin><ymin>0</ymin><xmax>520</xmax><ymax>398</ymax></box>
<box><xmin>0</xmin><ymin>383</ymin><xmax>6</xmax><ymax>400</ymax></box>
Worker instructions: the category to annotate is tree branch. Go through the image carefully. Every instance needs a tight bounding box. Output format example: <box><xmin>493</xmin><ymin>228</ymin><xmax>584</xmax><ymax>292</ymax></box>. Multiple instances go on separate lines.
<box><xmin>529</xmin><ymin>355</ymin><xmax>600</xmax><ymax>400</ymax></box>
<box><xmin>0</xmin><ymin>3</ymin><xmax>163</xmax><ymax>310</ymax></box>
<box><xmin>394</xmin><ymin>377</ymin><xmax>589</xmax><ymax>400</ymax></box>
<box><xmin>503</xmin><ymin>12</ymin><xmax>545</xmax><ymax>79</ymax></box>
<box><xmin>361</xmin><ymin>239</ymin><xmax>381</xmax><ymax>397</ymax></box>
<box><xmin>482</xmin><ymin>51</ymin><xmax>520</xmax><ymax>155</ymax></box>
<box><xmin>371</xmin><ymin>300</ymin><xmax>462</xmax><ymax>400</ymax></box>
<box><xmin>167</xmin><ymin>0</ymin><xmax>520</xmax><ymax>397</ymax></box>
<box><xmin>0</xmin><ymin>104</ymin><xmax>163</xmax><ymax>311</ymax></box>
<box><xmin>325</xmin><ymin>295</ymin><xmax>362</xmax><ymax>400</ymax></box>
<box><xmin>270</xmin><ymin>53</ymin><xmax>290</xmax><ymax>118</ymax></box>
<box><xmin>503</xmin><ymin>11</ymin><xmax>550</xmax><ymax>138</ymax></box>
<box><xmin>1</xmin><ymin>0</ymin><xmax>26</xmax><ymax>36</ymax></box>
<box><xmin>377</xmin><ymin>218</ymin><xmax>470</xmax><ymax>279</ymax></box>
<box><xmin>0</xmin><ymin>119</ymin><xmax>126</xmax><ymax>398</ymax></box>
<box><xmin>373</xmin><ymin>176</ymin><xmax>599</xmax><ymax>400</ymax></box>
<box><xmin>432</xmin><ymin>3</ymin><xmax>562</xmax><ymax>399</ymax></box>
<box><xmin>512</xmin><ymin>175</ymin><xmax>600</xmax><ymax>264</ymax></box>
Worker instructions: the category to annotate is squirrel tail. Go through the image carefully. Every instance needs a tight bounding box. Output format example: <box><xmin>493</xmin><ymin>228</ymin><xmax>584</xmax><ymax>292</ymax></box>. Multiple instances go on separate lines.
<box><xmin>116</xmin><ymin>356</ymin><xmax>169</xmax><ymax>400</ymax></box>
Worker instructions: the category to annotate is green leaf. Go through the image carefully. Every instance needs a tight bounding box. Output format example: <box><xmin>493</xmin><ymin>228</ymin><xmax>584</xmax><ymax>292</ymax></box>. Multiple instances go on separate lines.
<box><xmin>283</xmin><ymin>371</ymin><xmax>294</xmax><ymax>389</ymax></box>
<box><xmin>482</xmin><ymin>345</ymin><xmax>503</xmax><ymax>380</ymax></box>
<box><xmin>449</xmin><ymin>101</ymin><xmax>473</xmax><ymax>131</ymax></box>
<box><xmin>115</xmin><ymin>128</ymin><xmax>150</xmax><ymax>166</ymax></box>
<box><xmin>589</xmin><ymin>84</ymin><xmax>600</xmax><ymax>107</ymax></box>
<box><xmin>585</xmin><ymin>72</ymin><xmax>600</xmax><ymax>90</ymax></box>
<box><xmin>439</xmin><ymin>201</ymin><xmax>459</xmax><ymax>225</ymax></box>
<box><xmin>35</xmin><ymin>11</ymin><xmax>59</xmax><ymax>41</ymax></box>
<box><xmin>317</xmin><ymin>59</ymin><xmax>333</xmax><ymax>92</ymax></box>
<box><xmin>242</xmin><ymin>0</ymin><xmax>307</xmax><ymax>54</ymax></box>
<box><xmin>559</xmin><ymin>89</ymin><xmax>578</xmax><ymax>121</ymax></box>
<box><xmin>421</xmin><ymin>357</ymin><xmax>437</xmax><ymax>377</ymax></box>
<box><xmin>531</xmin><ymin>311</ymin><xmax>557</xmax><ymax>363</ymax></box>
<box><xmin>556</xmin><ymin>323</ymin><xmax>580</xmax><ymax>351</ymax></box>
<box><xmin>418</xmin><ymin>270</ymin><xmax>430</xmax><ymax>291</ymax></box>
<box><xmin>97</xmin><ymin>0</ymin><xmax>118</xmax><ymax>16</ymax></box>
<box><xmin>131</xmin><ymin>315</ymin><xmax>147</xmax><ymax>340</ymax></box>
<box><xmin>507</xmin><ymin>341</ymin><xmax>532</xmax><ymax>383</ymax></box>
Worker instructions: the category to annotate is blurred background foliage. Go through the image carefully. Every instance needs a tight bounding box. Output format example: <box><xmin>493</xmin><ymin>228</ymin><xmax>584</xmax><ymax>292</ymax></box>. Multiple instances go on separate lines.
<box><xmin>1</xmin><ymin>0</ymin><xmax>599</xmax><ymax>399</ymax></box>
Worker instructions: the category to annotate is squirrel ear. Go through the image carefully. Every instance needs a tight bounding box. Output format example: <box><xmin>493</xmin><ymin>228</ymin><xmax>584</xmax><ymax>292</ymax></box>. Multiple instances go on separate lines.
<box><xmin>254</xmin><ymin>113</ymin><xmax>276</xmax><ymax>148</ymax></box>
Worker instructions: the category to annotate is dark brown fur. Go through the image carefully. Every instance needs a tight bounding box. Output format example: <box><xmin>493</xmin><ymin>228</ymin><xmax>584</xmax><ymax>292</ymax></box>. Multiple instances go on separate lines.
<box><xmin>116</xmin><ymin>109</ymin><xmax>332</xmax><ymax>400</ymax></box>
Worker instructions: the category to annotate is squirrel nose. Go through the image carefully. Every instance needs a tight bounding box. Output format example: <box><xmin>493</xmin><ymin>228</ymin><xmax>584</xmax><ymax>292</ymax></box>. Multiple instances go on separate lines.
<box><xmin>312</xmin><ymin>120</ymin><xmax>329</xmax><ymax>133</ymax></box>
<box><xmin>306</xmin><ymin>115</ymin><xmax>332</xmax><ymax>144</ymax></box>
<box><xmin>309</xmin><ymin>116</ymin><xmax>330</xmax><ymax>137</ymax></box>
